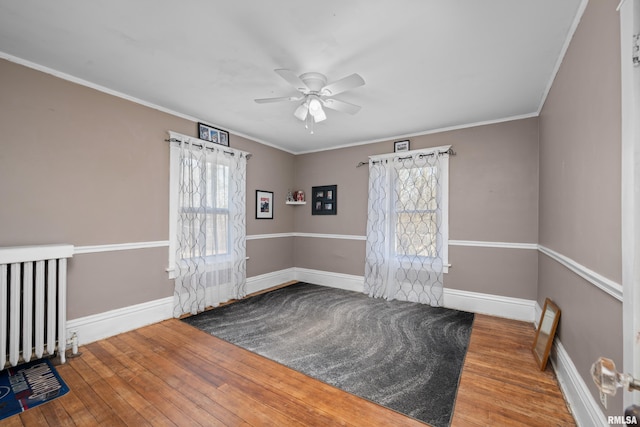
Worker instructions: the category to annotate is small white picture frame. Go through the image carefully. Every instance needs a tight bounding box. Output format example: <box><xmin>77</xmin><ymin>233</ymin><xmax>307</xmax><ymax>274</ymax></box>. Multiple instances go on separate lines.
<box><xmin>394</xmin><ymin>140</ymin><xmax>410</xmax><ymax>152</ymax></box>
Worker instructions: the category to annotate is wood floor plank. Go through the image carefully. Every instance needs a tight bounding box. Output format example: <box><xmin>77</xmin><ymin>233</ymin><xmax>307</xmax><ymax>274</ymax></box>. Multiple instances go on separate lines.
<box><xmin>52</xmin><ymin>393</ymin><xmax>98</xmax><ymax>427</ymax></box>
<box><xmin>84</xmin><ymin>341</ymin><xmax>213</xmax><ymax>427</ymax></box>
<box><xmin>216</xmin><ymin>383</ymin><xmax>310</xmax><ymax>427</ymax></box>
<box><xmin>153</xmin><ymin>320</ymin><xmax>425</xmax><ymax>427</ymax></box>
<box><xmin>110</xmin><ymin>331</ymin><xmax>250</xmax><ymax>426</ymax></box>
<box><xmin>54</xmin><ymin>359</ymin><xmax>127</xmax><ymax>427</ymax></box>
<box><xmin>35</xmin><ymin>399</ymin><xmax>74</xmax><ymax>427</ymax></box>
<box><xmin>16</xmin><ymin>404</ymin><xmax>51</xmax><ymax>426</ymax></box>
<box><xmin>4</xmin><ymin>300</ymin><xmax>575</xmax><ymax>426</ymax></box>
<box><xmin>1</xmin><ymin>415</ymin><xmax>25</xmax><ymax>427</ymax></box>
<box><xmin>73</xmin><ymin>349</ymin><xmax>156</xmax><ymax>426</ymax></box>
<box><xmin>131</xmin><ymin>326</ymin><xmax>349</xmax><ymax>427</ymax></box>
<box><xmin>451</xmin><ymin>314</ymin><xmax>575</xmax><ymax>427</ymax></box>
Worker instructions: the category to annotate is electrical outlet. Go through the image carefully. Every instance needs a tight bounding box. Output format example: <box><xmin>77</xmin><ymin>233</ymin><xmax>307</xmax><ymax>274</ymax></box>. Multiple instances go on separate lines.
<box><xmin>600</xmin><ymin>391</ymin><xmax>608</xmax><ymax>409</ymax></box>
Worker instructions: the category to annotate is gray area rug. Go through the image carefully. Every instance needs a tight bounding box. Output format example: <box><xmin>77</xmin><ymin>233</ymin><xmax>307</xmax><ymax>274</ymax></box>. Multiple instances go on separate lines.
<box><xmin>183</xmin><ymin>282</ymin><xmax>474</xmax><ymax>426</ymax></box>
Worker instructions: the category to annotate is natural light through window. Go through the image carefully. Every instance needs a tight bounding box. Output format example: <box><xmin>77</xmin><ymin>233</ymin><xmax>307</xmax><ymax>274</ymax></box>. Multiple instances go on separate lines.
<box><xmin>364</xmin><ymin>145</ymin><xmax>450</xmax><ymax>306</ymax></box>
<box><xmin>395</xmin><ymin>165</ymin><xmax>439</xmax><ymax>259</ymax></box>
<box><xmin>177</xmin><ymin>160</ymin><xmax>230</xmax><ymax>260</ymax></box>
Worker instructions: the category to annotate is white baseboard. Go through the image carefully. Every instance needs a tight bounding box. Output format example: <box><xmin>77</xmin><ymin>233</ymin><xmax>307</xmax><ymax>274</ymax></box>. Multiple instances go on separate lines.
<box><xmin>294</xmin><ymin>268</ymin><xmax>364</xmax><ymax>292</ymax></box>
<box><xmin>67</xmin><ymin>268</ymin><xmax>296</xmax><ymax>346</ymax></box>
<box><xmin>66</xmin><ymin>268</ymin><xmax>533</xmax><ymax>351</ymax></box>
<box><xmin>246</xmin><ymin>267</ymin><xmax>296</xmax><ymax>294</ymax></box>
<box><xmin>66</xmin><ymin>268</ymin><xmax>536</xmax><ymax>346</ymax></box>
<box><xmin>533</xmin><ymin>302</ymin><xmax>607</xmax><ymax>427</ymax></box>
<box><xmin>551</xmin><ymin>340</ymin><xmax>608</xmax><ymax>427</ymax></box>
<box><xmin>293</xmin><ymin>268</ymin><xmax>536</xmax><ymax>321</ymax></box>
<box><xmin>444</xmin><ymin>288</ymin><xmax>536</xmax><ymax>322</ymax></box>
<box><xmin>66</xmin><ymin>296</ymin><xmax>174</xmax><ymax>346</ymax></box>
<box><xmin>65</xmin><ymin>266</ymin><xmax>602</xmax><ymax>427</ymax></box>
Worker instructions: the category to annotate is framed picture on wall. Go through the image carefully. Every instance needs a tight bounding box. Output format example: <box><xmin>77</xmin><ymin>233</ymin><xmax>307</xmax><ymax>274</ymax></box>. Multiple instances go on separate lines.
<box><xmin>256</xmin><ymin>190</ymin><xmax>274</xmax><ymax>219</ymax></box>
<box><xmin>198</xmin><ymin>122</ymin><xmax>230</xmax><ymax>147</ymax></box>
<box><xmin>312</xmin><ymin>185</ymin><xmax>337</xmax><ymax>215</ymax></box>
<box><xmin>394</xmin><ymin>140</ymin><xmax>410</xmax><ymax>152</ymax></box>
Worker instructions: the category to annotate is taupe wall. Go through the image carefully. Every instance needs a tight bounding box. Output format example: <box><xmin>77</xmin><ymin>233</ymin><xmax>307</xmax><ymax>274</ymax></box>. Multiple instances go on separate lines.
<box><xmin>0</xmin><ymin>5</ymin><xmax>626</xmax><ymax>418</ymax></box>
<box><xmin>538</xmin><ymin>0</ymin><xmax>623</xmax><ymax>417</ymax></box>
<box><xmin>0</xmin><ymin>59</ymin><xmax>295</xmax><ymax>319</ymax></box>
<box><xmin>0</xmin><ymin>60</ymin><xmax>188</xmax><ymax>246</ymax></box>
<box><xmin>0</xmin><ymin>55</ymin><xmax>542</xmax><ymax>317</ymax></box>
<box><xmin>293</xmin><ymin>118</ymin><xmax>539</xmax><ymax>299</ymax></box>
<box><xmin>236</xmin><ymin>133</ymin><xmax>296</xmax><ymax>278</ymax></box>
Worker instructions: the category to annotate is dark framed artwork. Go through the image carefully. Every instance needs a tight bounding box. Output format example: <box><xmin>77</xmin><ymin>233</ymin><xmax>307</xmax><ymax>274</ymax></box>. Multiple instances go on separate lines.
<box><xmin>198</xmin><ymin>122</ymin><xmax>230</xmax><ymax>147</ymax></box>
<box><xmin>256</xmin><ymin>190</ymin><xmax>274</xmax><ymax>219</ymax></box>
<box><xmin>312</xmin><ymin>185</ymin><xmax>337</xmax><ymax>215</ymax></box>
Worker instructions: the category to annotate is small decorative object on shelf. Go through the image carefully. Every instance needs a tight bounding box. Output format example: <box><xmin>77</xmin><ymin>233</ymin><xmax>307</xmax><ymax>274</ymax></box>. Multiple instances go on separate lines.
<box><xmin>286</xmin><ymin>189</ymin><xmax>306</xmax><ymax>205</ymax></box>
<box><xmin>285</xmin><ymin>189</ymin><xmax>307</xmax><ymax>205</ymax></box>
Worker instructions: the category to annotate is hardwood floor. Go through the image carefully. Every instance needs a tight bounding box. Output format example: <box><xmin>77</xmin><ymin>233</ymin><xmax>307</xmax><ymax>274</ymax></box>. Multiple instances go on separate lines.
<box><xmin>5</xmin><ymin>313</ymin><xmax>575</xmax><ymax>426</ymax></box>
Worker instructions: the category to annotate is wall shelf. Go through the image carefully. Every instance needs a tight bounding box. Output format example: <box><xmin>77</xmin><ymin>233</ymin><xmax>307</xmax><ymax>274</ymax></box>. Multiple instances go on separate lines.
<box><xmin>286</xmin><ymin>201</ymin><xmax>306</xmax><ymax>205</ymax></box>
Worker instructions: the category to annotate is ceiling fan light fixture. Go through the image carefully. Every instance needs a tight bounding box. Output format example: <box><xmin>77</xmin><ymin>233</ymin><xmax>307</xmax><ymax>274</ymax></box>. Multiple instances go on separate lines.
<box><xmin>307</xmin><ymin>95</ymin><xmax>326</xmax><ymax>123</ymax></box>
<box><xmin>312</xmin><ymin>106</ymin><xmax>327</xmax><ymax>122</ymax></box>
<box><xmin>294</xmin><ymin>101</ymin><xmax>309</xmax><ymax>121</ymax></box>
<box><xmin>255</xmin><ymin>69</ymin><xmax>365</xmax><ymax>131</ymax></box>
<box><xmin>308</xmin><ymin>96</ymin><xmax>322</xmax><ymax>113</ymax></box>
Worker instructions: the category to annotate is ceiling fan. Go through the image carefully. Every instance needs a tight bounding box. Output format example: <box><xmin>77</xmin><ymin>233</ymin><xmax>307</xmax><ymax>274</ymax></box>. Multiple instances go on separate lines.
<box><xmin>255</xmin><ymin>69</ymin><xmax>365</xmax><ymax>131</ymax></box>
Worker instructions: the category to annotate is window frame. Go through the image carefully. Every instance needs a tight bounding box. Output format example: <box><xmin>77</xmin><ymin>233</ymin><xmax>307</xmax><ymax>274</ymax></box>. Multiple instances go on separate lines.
<box><xmin>177</xmin><ymin>159</ymin><xmax>232</xmax><ymax>260</ymax></box>
<box><xmin>371</xmin><ymin>146</ymin><xmax>450</xmax><ymax>273</ymax></box>
<box><xmin>167</xmin><ymin>131</ymin><xmax>247</xmax><ymax>279</ymax></box>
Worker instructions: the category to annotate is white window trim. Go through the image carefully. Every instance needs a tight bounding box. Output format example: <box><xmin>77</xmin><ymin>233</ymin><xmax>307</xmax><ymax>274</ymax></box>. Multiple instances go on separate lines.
<box><xmin>369</xmin><ymin>145</ymin><xmax>450</xmax><ymax>273</ymax></box>
<box><xmin>166</xmin><ymin>130</ymin><xmax>250</xmax><ymax>279</ymax></box>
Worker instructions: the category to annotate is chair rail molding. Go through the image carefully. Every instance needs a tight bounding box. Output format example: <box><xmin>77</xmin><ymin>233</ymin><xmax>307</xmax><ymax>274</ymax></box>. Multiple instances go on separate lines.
<box><xmin>538</xmin><ymin>245</ymin><xmax>623</xmax><ymax>302</ymax></box>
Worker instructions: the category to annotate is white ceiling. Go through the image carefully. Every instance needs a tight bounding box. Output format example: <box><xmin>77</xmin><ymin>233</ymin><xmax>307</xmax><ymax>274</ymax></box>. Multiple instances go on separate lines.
<box><xmin>0</xmin><ymin>0</ymin><xmax>583</xmax><ymax>154</ymax></box>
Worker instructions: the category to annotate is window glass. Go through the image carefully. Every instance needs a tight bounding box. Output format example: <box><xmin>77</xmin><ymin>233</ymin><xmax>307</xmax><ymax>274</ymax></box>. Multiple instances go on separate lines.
<box><xmin>395</xmin><ymin>166</ymin><xmax>439</xmax><ymax>258</ymax></box>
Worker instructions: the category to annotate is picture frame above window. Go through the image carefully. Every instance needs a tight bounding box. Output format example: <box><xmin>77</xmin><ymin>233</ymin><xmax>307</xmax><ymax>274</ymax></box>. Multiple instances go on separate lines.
<box><xmin>256</xmin><ymin>190</ymin><xmax>274</xmax><ymax>219</ymax></box>
<box><xmin>198</xmin><ymin>122</ymin><xmax>230</xmax><ymax>147</ymax></box>
<box><xmin>394</xmin><ymin>140</ymin><xmax>410</xmax><ymax>152</ymax></box>
<box><xmin>312</xmin><ymin>185</ymin><xmax>337</xmax><ymax>215</ymax></box>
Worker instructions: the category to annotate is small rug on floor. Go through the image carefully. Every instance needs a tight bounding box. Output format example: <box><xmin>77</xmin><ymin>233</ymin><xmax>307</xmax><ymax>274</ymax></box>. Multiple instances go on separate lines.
<box><xmin>183</xmin><ymin>282</ymin><xmax>474</xmax><ymax>427</ymax></box>
<box><xmin>0</xmin><ymin>358</ymin><xmax>69</xmax><ymax>421</ymax></box>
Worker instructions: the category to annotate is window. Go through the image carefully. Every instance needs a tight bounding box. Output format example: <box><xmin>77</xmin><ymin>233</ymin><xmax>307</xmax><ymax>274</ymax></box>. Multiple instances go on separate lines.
<box><xmin>176</xmin><ymin>159</ymin><xmax>230</xmax><ymax>260</ymax></box>
<box><xmin>364</xmin><ymin>146</ymin><xmax>451</xmax><ymax>304</ymax></box>
<box><xmin>395</xmin><ymin>165</ymin><xmax>440</xmax><ymax>259</ymax></box>
<box><xmin>167</xmin><ymin>131</ymin><xmax>249</xmax><ymax>315</ymax></box>
<box><xmin>392</xmin><ymin>154</ymin><xmax>449</xmax><ymax>272</ymax></box>
<box><xmin>167</xmin><ymin>132</ymin><xmax>248</xmax><ymax>280</ymax></box>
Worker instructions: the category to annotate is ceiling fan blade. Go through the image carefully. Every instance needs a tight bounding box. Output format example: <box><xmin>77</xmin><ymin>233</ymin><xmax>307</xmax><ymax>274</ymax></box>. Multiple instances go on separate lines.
<box><xmin>320</xmin><ymin>73</ymin><xmax>365</xmax><ymax>96</ymax></box>
<box><xmin>274</xmin><ymin>69</ymin><xmax>310</xmax><ymax>92</ymax></box>
<box><xmin>322</xmin><ymin>98</ymin><xmax>362</xmax><ymax>115</ymax></box>
<box><xmin>254</xmin><ymin>95</ymin><xmax>303</xmax><ymax>104</ymax></box>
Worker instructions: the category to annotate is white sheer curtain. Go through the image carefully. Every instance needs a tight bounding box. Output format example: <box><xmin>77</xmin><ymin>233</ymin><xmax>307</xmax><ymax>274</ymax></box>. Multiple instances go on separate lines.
<box><xmin>170</xmin><ymin>135</ymin><xmax>248</xmax><ymax>317</ymax></box>
<box><xmin>364</xmin><ymin>146</ymin><xmax>450</xmax><ymax>307</ymax></box>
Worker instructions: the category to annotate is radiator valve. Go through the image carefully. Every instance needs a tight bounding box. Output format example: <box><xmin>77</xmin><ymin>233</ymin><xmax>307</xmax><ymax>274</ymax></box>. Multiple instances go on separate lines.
<box><xmin>67</xmin><ymin>331</ymin><xmax>82</xmax><ymax>358</ymax></box>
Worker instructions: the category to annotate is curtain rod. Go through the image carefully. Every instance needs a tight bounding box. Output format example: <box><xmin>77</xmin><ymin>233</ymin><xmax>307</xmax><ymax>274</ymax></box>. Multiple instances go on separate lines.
<box><xmin>165</xmin><ymin>138</ymin><xmax>252</xmax><ymax>160</ymax></box>
<box><xmin>356</xmin><ymin>147</ymin><xmax>455</xmax><ymax>168</ymax></box>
